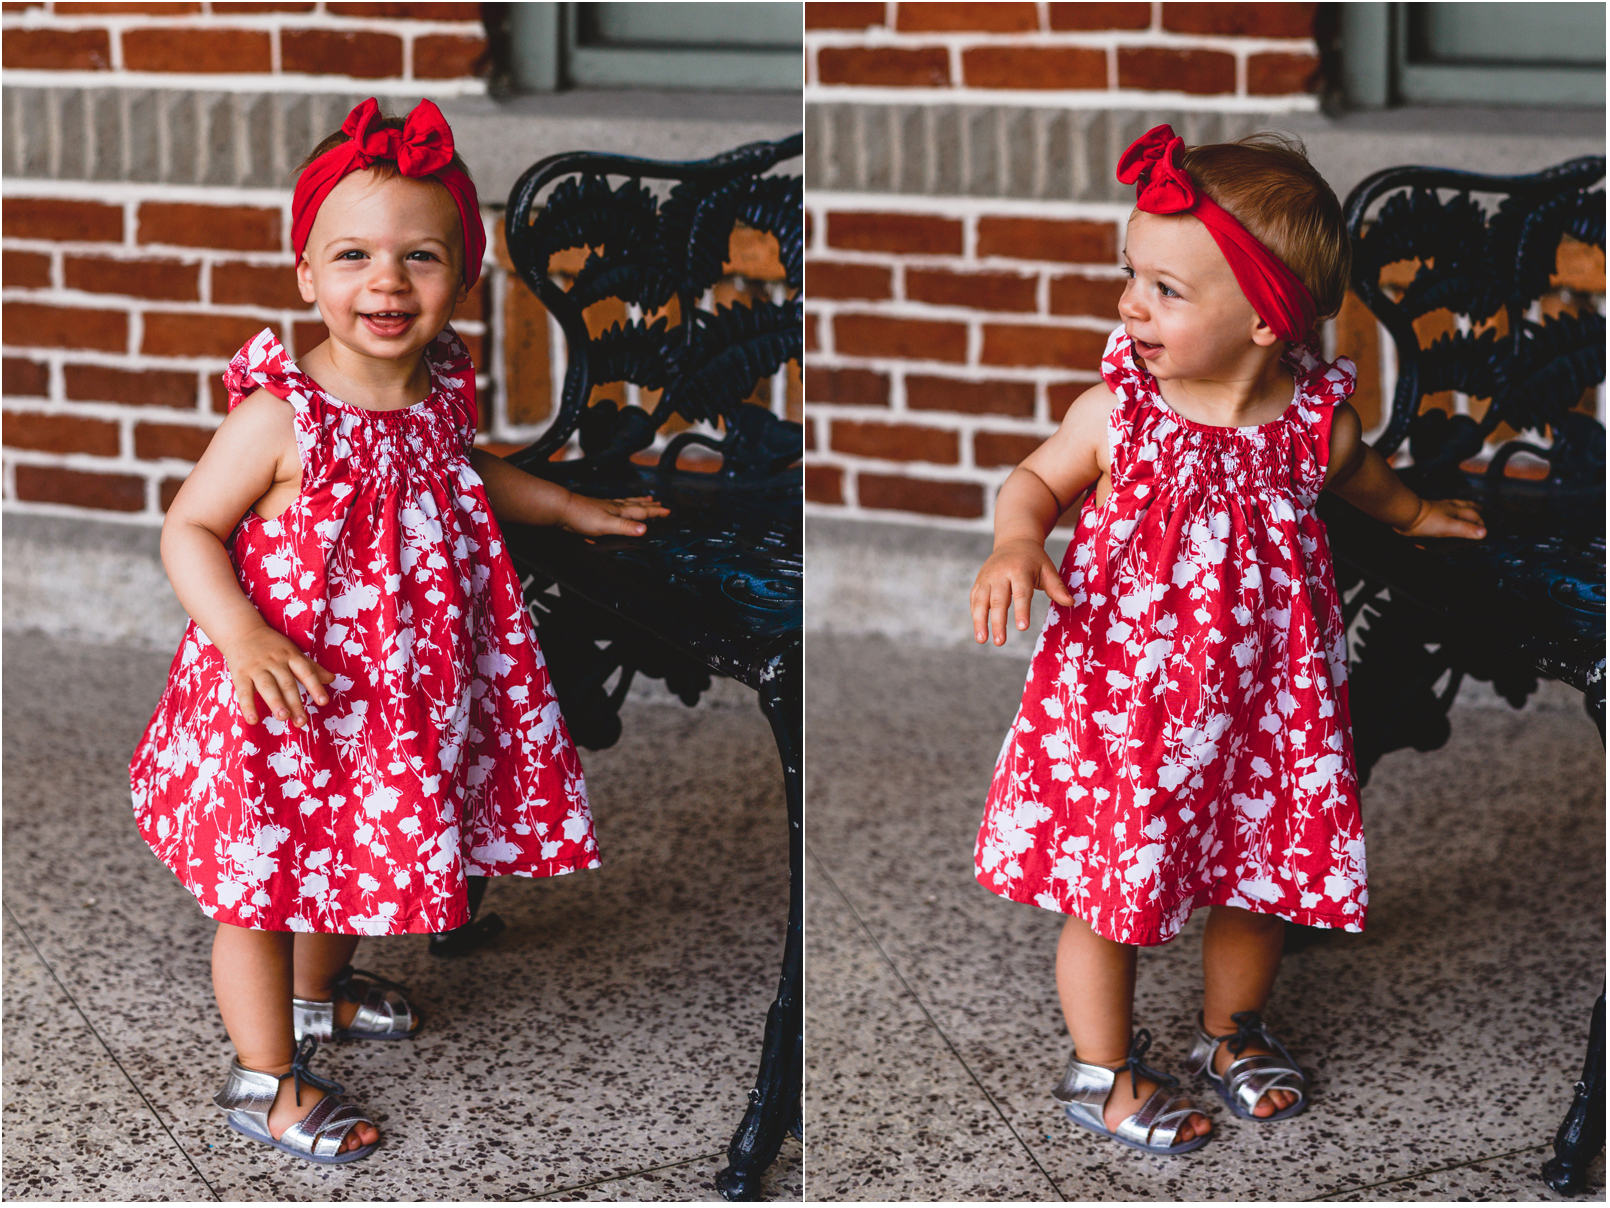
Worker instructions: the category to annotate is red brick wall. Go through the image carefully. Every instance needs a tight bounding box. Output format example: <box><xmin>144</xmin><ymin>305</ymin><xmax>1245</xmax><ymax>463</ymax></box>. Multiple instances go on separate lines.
<box><xmin>804</xmin><ymin>2</ymin><xmax>1328</xmax><ymax>527</ymax></box>
<box><xmin>2</xmin><ymin>2</ymin><xmax>490</xmax><ymax>521</ymax></box>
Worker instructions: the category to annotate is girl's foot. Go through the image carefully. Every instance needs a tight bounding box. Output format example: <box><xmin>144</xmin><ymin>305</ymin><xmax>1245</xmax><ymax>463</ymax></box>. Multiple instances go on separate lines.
<box><xmin>1097</xmin><ymin>1062</ymin><xmax>1212</xmax><ymax>1142</ymax></box>
<box><xmin>293</xmin><ymin>966</ymin><xmax>422</xmax><ymax>1041</ymax></box>
<box><xmin>263</xmin><ymin>1063</ymin><xmax>380</xmax><ymax>1154</ymax></box>
<box><xmin>1207</xmin><ymin>1031</ymin><xmax>1298</xmax><ymax>1117</ymax></box>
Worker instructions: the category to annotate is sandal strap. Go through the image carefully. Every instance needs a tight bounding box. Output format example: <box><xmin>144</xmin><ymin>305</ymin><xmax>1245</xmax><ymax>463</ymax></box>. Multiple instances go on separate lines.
<box><xmin>279</xmin><ymin>1092</ymin><xmax>376</xmax><ymax>1159</ymax></box>
<box><xmin>1116</xmin><ymin>1086</ymin><xmax>1200</xmax><ymax>1150</ymax></box>
<box><xmin>1223</xmin><ymin>1054</ymin><xmax>1306</xmax><ymax>1113</ymax></box>
<box><xmin>335</xmin><ymin>966</ymin><xmax>417</xmax><ymax>1035</ymax></box>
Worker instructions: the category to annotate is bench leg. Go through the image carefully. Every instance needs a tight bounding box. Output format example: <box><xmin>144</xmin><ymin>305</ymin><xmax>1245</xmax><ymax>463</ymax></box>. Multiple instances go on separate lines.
<box><xmin>1542</xmin><ymin>991</ymin><xmax>1605</xmax><ymax>1194</ymax></box>
<box><xmin>715</xmin><ymin>648</ymin><xmax>802</xmax><ymax>1201</ymax></box>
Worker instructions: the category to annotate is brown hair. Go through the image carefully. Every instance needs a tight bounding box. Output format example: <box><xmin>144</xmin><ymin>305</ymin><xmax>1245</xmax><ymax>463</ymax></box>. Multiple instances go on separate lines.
<box><xmin>1179</xmin><ymin>132</ymin><xmax>1350</xmax><ymax>321</ymax></box>
<box><xmin>297</xmin><ymin>112</ymin><xmax>474</xmax><ymax>183</ymax></box>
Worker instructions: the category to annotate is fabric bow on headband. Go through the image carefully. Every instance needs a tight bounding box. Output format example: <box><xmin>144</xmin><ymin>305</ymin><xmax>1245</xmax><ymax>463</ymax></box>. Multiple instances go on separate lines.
<box><xmin>1116</xmin><ymin>124</ymin><xmax>1315</xmax><ymax>343</ymax></box>
<box><xmin>291</xmin><ymin>97</ymin><xmax>485</xmax><ymax>286</ymax></box>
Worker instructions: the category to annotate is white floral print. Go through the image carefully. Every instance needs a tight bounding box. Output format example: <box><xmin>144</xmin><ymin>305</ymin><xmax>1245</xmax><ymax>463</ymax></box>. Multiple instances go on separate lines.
<box><xmin>130</xmin><ymin>327</ymin><xmax>598</xmax><ymax>935</ymax></box>
<box><xmin>975</xmin><ymin>326</ymin><xmax>1367</xmax><ymax>945</ymax></box>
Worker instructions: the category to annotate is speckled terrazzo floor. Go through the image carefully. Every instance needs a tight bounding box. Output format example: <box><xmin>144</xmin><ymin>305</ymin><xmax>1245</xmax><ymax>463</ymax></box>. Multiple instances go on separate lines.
<box><xmin>1</xmin><ymin>632</ymin><xmax>802</xmax><ymax>1202</ymax></box>
<box><xmin>805</xmin><ymin>633</ymin><xmax>1606</xmax><ymax>1203</ymax></box>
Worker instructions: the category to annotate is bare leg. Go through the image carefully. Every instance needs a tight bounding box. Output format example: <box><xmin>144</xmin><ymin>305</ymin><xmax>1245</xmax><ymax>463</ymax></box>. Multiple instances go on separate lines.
<box><xmin>1057</xmin><ymin>915</ymin><xmax>1209</xmax><ymax>1141</ymax></box>
<box><xmin>1200</xmin><ymin>905</ymin><xmax>1297</xmax><ymax>1116</ymax></box>
<box><xmin>293</xmin><ymin>933</ymin><xmax>362</xmax><ymax>1031</ymax></box>
<box><xmin>212</xmin><ymin>923</ymin><xmax>379</xmax><ymax>1151</ymax></box>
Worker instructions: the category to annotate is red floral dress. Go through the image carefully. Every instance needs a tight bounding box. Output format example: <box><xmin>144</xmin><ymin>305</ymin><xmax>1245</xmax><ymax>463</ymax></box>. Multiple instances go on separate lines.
<box><xmin>975</xmin><ymin>326</ymin><xmax>1367</xmax><ymax>946</ymax></box>
<box><xmin>130</xmin><ymin>327</ymin><xmax>597</xmax><ymax>936</ymax></box>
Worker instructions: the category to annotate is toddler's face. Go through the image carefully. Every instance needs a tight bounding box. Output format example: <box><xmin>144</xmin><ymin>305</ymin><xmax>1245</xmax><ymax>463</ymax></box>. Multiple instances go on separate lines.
<box><xmin>1118</xmin><ymin>210</ymin><xmax>1278</xmax><ymax>381</ymax></box>
<box><xmin>297</xmin><ymin>169</ymin><xmax>468</xmax><ymax>363</ymax></box>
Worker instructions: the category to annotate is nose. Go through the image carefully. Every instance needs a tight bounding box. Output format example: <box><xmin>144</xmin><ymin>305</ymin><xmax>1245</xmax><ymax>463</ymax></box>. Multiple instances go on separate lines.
<box><xmin>1117</xmin><ymin>278</ymin><xmax>1145</xmax><ymax>323</ymax></box>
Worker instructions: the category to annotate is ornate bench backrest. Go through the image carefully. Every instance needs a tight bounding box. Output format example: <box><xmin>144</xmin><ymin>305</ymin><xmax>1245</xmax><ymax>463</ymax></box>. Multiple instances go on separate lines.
<box><xmin>502</xmin><ymin>136</ymin><xmax>803</xmax><ymax>482</ymax></box>
<box><xmin>1344</xmin><ymin>157</ymin><xmax>1605</xmax><ymax>491</ymax></box>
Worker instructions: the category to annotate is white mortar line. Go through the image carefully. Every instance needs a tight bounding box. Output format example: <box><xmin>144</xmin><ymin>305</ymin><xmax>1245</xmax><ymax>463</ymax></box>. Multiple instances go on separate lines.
<box><xmin>804</xmin><ymin>85</ymin><xmax>1318</xmax><ymax>111</ymax></box>
<box><xmin>0</xmin><ymin>69</ymin><xmax>486</xmax><ymax>95</ymax></box>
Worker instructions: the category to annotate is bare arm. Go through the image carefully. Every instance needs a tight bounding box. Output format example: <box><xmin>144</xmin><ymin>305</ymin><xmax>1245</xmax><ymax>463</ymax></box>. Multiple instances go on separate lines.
<box><xmin>1326</xmin><ymin>403</ymin><xmax>1485</xmax><ymax>539</ymax></box>
<box><xmin>161</xmin><ymin>389</ymin><xmax>333</xmax><ymax>727</ymax></box>
<box><xmin>468</xmin><ymin>446</ymin><xmax>669</xmax><ymax>537</ymax></box>
<box><xmin>970</xmin><ymin>383</ymin><xmax>1114</xmax><ymax>645</ymax></box>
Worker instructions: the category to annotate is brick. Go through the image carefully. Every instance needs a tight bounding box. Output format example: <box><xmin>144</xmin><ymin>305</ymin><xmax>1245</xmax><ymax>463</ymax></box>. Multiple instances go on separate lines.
<box><xmin>907</xmin><ymin>268</ymin><xmax>1036</xmax><ymax>312</ymax></box>
<box><xmin>0</xmin><ymin>3</ymin><xmax>47</xmax><ymax>9</ymax></box>
<box><xmin>804</xmin><ymin>463</ymin><xmax>844</xmax><ymax>504</ymax></box>
<box><xmin>138</xmin><ymin>203</ymin><xmax>281</xmax><ymax>252</ymax></box>
<box><xmin>53</xmin><ymin>2</ymin><xmax>199</xmax><ymax>10</ymax></box>
<box><xmin>211</xmin><ymin>261</ymin><xmax>307</xmax><ymax>310</ymax></box>
<box><xmin>786</xmin><ymin>359</ymin><xmax>801</xmax><ymax>425</ymax></box>
<box><xmin>858</xmin><ymin>472</ymin><xmax>983</xmax><ymax>518</ymax></box>
<box><xmin>897</xmin><ymin>2</ymin><xmax>1038</xmax><ymax>31</ymax></box>
<box><xmin>282</xmin><ymin>29</ymin><xmax>403</xmax><ymax>78</ymax></box>
<box><xmin>1248</xmin><ymin>52</ymin><xmax>1319</xmax><ymax>95</ymax></box>
<box><xmin>907</xmin><ymin>374</ymin><xmax>1035</xmax><ymax>417</ymax></box>
<box><xmin>292</xmin><ymin>320</ymin><xmax>330</xmax><ymax>357</ymax></box>
<box><xmin>327</xmin><ymin>2</ymin><xmax>480</xmax><ymax>16</ymax></box>
<box><xmin>2</xmin><ymin>28</ymin><xmax>112</xmax><ymax>70</ymax></box>
<box><xmin>1118</xmin><ymin>47</ymin><xmax>1236</xmax><ymax>94</ymax></box>
<box><xmin>3</xmin><ymin>410</ymin><xmax>120</xmax><ymax>455</ymax></box>
<box><xmin>143</xmin><ymin>313</ymin><xmax>273</xmax><ymax>359</ymax></box>
<box><xmin>211</xmin><ymin>2</ymin><xmax>316</xmax><ymax>10</ymax></box>
<box><xmin>981</xmin><ymin>323</ymin><xmax>1107</xmax><ymax>370</ymax></box>
<box><xmin>805</xmin><ymin>311</ymin><xmax>820</xmax><ymax>352</ymax></box>
<box><xmin>978</xmin><ymin>217</ymin><xmax>1116</xmax><ymax>264</ymax></box>
<box><xmin>832</xmin><ymin>420</ymin><xmax>958</xmax><ymax>463</ymax></box>
<box><xmin>457</xmin><ymin>277</ymin><xmax>488</xmax><ymax>325</ymax></box>
<box><xmin>4</xmin><ymin>303</ymin><xmax>126</xmax><ymax>352</ymax></box>
<box><xmin>502</xmin><ymin>280</ymin><xmax>551</xmax><ymax>426</ymax></box>
<box><xmin>834</xmin><ymin>314</ymin><xmax>967</xmax><ymax>363</ymax></box>
<box><xmin>209</xmin><ymin>375</ymin><xmax>231</xmax><ymax>413</ymax></box>
<box><xmin>805</xmin><ymin>2</ymin><xmax>884</xmax><ymax>29</ymax></box>
<box><xmin>1333</xmin><ymin>289</ymin><xmax>1381</xmax><ymax>432</ymax></box>
<box><xmin>65</xmin><ymin>256</ymin><xmax>199</xmax><ymax>301</ymax></box>
<box><xmin>806</xmin><ymin>260</ymin><xmax>892</xmax><ymax>300</ymax></box>
<box><xmin>828</xmin><ymin>212</ymin><xmax>963</xmax><ymax>256</ymax></box>
<box><xmin>817</xmin><ymin>47</ymin><xmax>950</xmax><ymax>88</ymax></box>
<box><xmin>65</xmin><ymin>363</ymin><xmax>198</xmax><ymax>408</ymax></box>
<box><xmin>1049</xmin><ymin>274</ymin><xmax>1126</xmax><ymax>317</ymax></box>
<box><xmin>134</xmin><ymin>420</ymin><xmax>215</xmax><ymax>461</ymax></box>
<box><xmin>806</xmin><ymin>366</ymin><xmax>888</xmax><ymax>406</ymax></box>
<box><xmin>14</xmin><ymin>464</ymin><xmax>145</xmax><ymax>512</ymax></box>
<box><xmin>725</xmin><ymin>227</ymin><xmax>787</xmax><ymax>282</ymax></box>
<box><xmin>1048</xmin><ymin>2</ymin><xmax>1150</xmax><ymax>30</ymax></box>
<box><xmin>974</xmin><ymin>430</ymin><xmax>1041</xmax><ymax>467</ymax></box>
<box><xmin>3</xmin><ymin>358</ymin><xmax>50</xmax><ymax>397</ymax></box>
<box><xmin>160</xmin><ymin>476</ymin><xmax>186</xmax><ymax>511</ymax></box>
<box><xmin>414</xmin><ymin>33</ymin><xmax>486</xmax><ymax>79</ymax></box>
<box><xmin>1048</xmin><ymin>380</ymin><xmax>1085</xmax><ymax>420</ymax></box>
<box><xmin>3</xmin><ymin>250</ymin><xmax>52</xmax><ymax>289</ymax></box>
<box><xmin>962</xmin><ymin>46</ymin><xmax>1106</xmax><ymax>90</ymax></box>
<box><xmin>123</xmin><ymin>27</ymin><xmax>272</xmax><ymax>73</ymax></box>
<box><xmin>1162</xmin><ymin>3</ymin><xmax>1316</xmax><ymax>38</ymax></box>
<box><xmin>3</xmin><ymin>198</ymin><xmax>122</xmax><ymax>243</ymax></box>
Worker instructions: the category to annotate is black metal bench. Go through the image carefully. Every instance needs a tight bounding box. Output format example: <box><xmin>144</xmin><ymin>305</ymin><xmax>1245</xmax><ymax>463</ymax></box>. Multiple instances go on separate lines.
<box><xmin>434</xmin><ymin>135</ymin><xmax>802</xmax><ymax>1201</ymax></box>
<box><xmin>1319</xmin><ymin>156</ymin><xmax>1605</xmax><ymax>1194</ymax></box>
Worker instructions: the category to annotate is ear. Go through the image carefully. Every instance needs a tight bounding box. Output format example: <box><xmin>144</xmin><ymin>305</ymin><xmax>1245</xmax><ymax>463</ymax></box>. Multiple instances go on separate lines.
<box><xmin>1250</xmin><ymin>313</ymin><xmax>1282</xmax><ymax>349</ymax></box>
<box><xmin>296</xmin><ymin>254</ymin><xmax>317</xmax><ymax>305</ymax></box>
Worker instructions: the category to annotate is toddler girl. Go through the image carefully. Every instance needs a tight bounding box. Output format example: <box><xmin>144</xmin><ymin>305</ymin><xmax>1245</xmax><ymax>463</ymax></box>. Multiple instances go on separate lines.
<box><xmin>970</xmin><ymin>126</ymin><xmax>1485</xmax><ymax>1154</ymax></box>
<box><xmin>129</xmin><ymin>97</ymin><xmax>665</xmax><ymax>1163</ymax></box>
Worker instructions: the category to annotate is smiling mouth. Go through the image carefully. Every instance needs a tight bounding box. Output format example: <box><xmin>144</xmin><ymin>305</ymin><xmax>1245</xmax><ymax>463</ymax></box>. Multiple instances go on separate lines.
<box><xmin>362</xmin><ymin>311</ymin><xmax>417</xmax><ymax>335</ymax></box>
<box><xmin>1133</xmin><ymin>337</ymin><xmax>1163</xmax><ymax>357</ymax></box>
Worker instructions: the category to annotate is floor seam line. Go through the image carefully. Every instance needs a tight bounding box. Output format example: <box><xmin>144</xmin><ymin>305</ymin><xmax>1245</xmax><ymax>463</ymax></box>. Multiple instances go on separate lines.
<box><xmin>807</xmin><ymin>847</ymin><xmax>1068</xmax><ymax>1202</ymax></box>
<box><xmin>526</xmin><ymin>1149</ymin><xmax>728</xmax><ymax>1199</ymax></box>
<box><xmin>1301</xmin><ymin>1142</ymin><xmax>1556</xmax><ymax>1201</ymax></box>
<box><xmin>3</xmin><ymin>900</ymin><xmax>222</xmax><ymax>1202</ymax></box>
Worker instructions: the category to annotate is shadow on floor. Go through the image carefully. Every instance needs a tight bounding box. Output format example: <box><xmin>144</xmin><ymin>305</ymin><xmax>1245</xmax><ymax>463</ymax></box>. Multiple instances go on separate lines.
<box><xmin>805</xmin><ymin>633</ymin><xmax>1604</xmax><ymax>1203</ymax></box>
<box><xmin>2</xmin><ymin>632</ymin><xmax>801</xmax><ymax>1202</ymax></box>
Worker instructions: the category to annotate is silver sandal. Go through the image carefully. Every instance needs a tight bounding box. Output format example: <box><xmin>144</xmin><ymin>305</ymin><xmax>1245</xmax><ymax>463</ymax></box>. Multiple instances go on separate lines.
<box><xmin>214</xmin><ymin>1035</ymin><xmax>379</xmax><ymax>1164</ymax></box>
<box><xmin>293</xmin><ymin>965</ymin><xmax>421</xmax><ymax>1042</ymax></box>
<box><xmin>1184</xmin><ymin>1010</ymin><xmax>1308</xmax><ymax>1121</ymax></box>
<box><xmin>1052</xmin><ymin>1029</ymin><xmax>1212</xmax><ymax>1155</ymax></box>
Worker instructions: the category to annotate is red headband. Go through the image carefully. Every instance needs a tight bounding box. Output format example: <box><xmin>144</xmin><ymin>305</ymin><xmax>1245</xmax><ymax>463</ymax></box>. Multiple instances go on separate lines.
<box><xmin>1117</xmin><ymin>125</ymin><xmax>1316</xmax><ymax>343</ymax></box>
<box><xmin>291</xmin><ymin>97</ymin><xmax>485</xmax><ymax>287</ymax></box>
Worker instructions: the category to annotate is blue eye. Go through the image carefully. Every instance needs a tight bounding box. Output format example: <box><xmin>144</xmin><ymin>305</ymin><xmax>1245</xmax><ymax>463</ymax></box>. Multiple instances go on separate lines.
<box><xmin>407</xmin><ymin>250</ymin><xmax>440</xmax><ymax>262</ymax></box>
<box><xmin>337</xmin><ymin>249</ymin><xmax>366</xmax><ymax>260</ymax></box>
<box><xmin>1159</xmin><ymin>283</ymin><xmax>1179</xmax><ymax>298</ymax></box>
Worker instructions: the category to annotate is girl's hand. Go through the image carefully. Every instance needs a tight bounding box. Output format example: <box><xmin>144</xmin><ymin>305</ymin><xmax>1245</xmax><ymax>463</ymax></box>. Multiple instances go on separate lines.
<box><xmin>970</xmin><ymin>538</ymin><xmax>1077</xmax><ymax>647</ymax></box>
<box><xmin>1396</xmin><ymin>497</ymin><xmax>1486</xmax><ymax>540</ymax></box>
<box><xmin>220</xmin><ymin>624</ymin><xmax>336</xmax><ymax>727</ymax></box>
<box><xmin>558</xmin><ymin>492</ymin><xmax>670</xmax><ymax>538</ymax></box>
